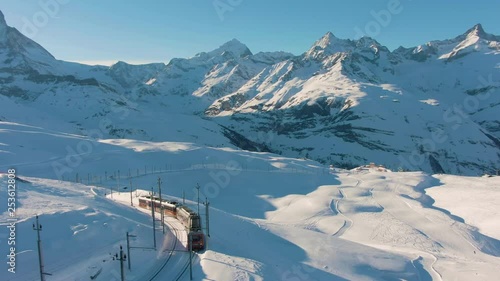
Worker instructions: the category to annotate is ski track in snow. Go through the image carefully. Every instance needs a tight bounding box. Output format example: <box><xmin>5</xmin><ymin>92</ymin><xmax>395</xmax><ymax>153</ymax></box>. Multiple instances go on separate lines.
<box><xmin>330</xmin><ymin>182</ymin><xmax>356</xmax><ymax>238</ymax></box>
<box><xmin>354</xmin><ymin>175</ymin><xmax>443</xmax><ymax>281</ymax></box>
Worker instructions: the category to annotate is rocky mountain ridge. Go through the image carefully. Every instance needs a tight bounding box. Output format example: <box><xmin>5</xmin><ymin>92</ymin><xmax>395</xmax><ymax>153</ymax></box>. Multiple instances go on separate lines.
<box><xmin>0</xmin><ymin>9</ymin><xmax>498</xmax><ymax>175</ymax></box>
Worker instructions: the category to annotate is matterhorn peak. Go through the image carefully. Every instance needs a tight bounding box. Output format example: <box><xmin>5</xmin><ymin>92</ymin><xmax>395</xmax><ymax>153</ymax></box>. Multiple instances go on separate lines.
<box><xmin>0</xmin><ymin>11</ymin><xmax>7</xmax><ymax>25</ymax></box>
<box><xmin>0</xmin><ymin>10</ymin><xmax>8</xmax><ymax>41</ymax></box>
<box><xmin>465</xmin><ymin>24</ymin><xmax>487</xmax><ymax>38</ymax></box>
<box><xmin>0</xmin><ymin>10</ymin><xmax>6</xmax><ymax>26</ymax></box>
<box><xmin>458</xmin><ymin>23</ymin><xmax>500</xmax><ymax>42</ymax></box>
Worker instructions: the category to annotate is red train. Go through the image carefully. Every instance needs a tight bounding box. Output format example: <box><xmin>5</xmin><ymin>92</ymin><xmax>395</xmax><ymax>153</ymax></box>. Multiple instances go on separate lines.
<box><xmin>138</xmin><ymin>196</ymin><xmax>205</xmax><ymax>251</ymax></box>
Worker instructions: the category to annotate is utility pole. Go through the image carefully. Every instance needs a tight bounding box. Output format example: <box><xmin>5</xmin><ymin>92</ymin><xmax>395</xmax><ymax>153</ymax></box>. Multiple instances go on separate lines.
<box><xmin>109</xmin><ymin>172</ymin><xmax>114</xmax><ymax>199</ymax></box>
<box><xmin>113</xmin><ymin>245</ymin><xmax>127</xmax><ymax>281</ymax></box>
<box><xmin>129</xmin><ymin>180</ymin><xmax>133</xmax><ymax>206</ymax></box>
<box><xmin>117</xmin><ymin>170</ymin><xmax>120</xmax><ymax>194</ymax></box>
<box><xmin>33</xmin><ymin>216</ymin><xmax>51</xmax><ymax>281</ymax></box>
<box><xmin>158</xmin><ymin>177</ymin><xmax>165</xmax><ymax>234</ymax></box>
<box><xmin>183</xmin><ymin>190</ymin><xmax>185</xmax><ymax>204</ymax></box>
<box><xmin>205</xmin><ymin>197</ymin><xmax>210</xmax><ymax>238</ymax></box>
<box><xmin>150</xmin><ymin>188</ymin><xmax>157</xmax><ymax>250</ymax></box>
<box><xmin>126</xmin><ymin>232</ymin><xmax>156</xmax><ymax>272</ymax></box>
<box><xmin>126</xmin><ymin>232</ymin><xmax>137</xmax><ymax>270</ymax></box>
<box><xmin>189</xmin><ymin>233</ymin><xmax>193</xmax><ymax>280</ymax></box>
<box><xmin>196</xmin><ymin>183</ymin><xmax>200</xmax><ymax>215</ymax></box>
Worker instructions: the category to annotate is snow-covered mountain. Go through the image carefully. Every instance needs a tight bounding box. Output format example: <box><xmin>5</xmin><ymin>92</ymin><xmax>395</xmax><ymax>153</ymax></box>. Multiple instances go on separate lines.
<box><xmin>0</xmin><ymin>8</ymin><xmax>498</xmax><ymax>176</ymax></box>
<box><xmin>207</xmin><ymin>24</ymin><xmax>500</xmax><ymax>175</ymax></box>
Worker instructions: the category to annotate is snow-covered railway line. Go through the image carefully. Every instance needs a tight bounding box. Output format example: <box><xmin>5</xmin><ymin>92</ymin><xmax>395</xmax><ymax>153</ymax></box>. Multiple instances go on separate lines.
<box><xmin>152</xmin><ymin>216</ymin><xmax>199</xmax><ymax>280</ymax></box>
<box><xmin>109</xmin><ymin>191</ymin><xmax>192</xmax><ymax>281</ymax></box>
<box><xmin>172</xmin><ymin>252</ymin><xmax>195</xmax><ymax>281</ymax></box>
<box><xmin>148</xmin><ymin>216</ymin><xmax>193</xmax><ymax>281</ymax></box>
<box><xmin>137</xmin><ymin>218</ymin><xmax>180</xmax><ymax>281</ymax></box>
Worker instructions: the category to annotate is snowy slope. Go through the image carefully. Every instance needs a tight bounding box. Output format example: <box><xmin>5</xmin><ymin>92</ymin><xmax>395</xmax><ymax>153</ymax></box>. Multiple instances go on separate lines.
<box><xmin>0</xmin><ymin>176</ymin><xmax>179</xmax><ymax>281</ymax></box>
<box><xmin>1</xmin><ymin>142</ymin><xmax>499</xmax><ymax>280</ymax></box>
<box><xmin>426</xmin><ymin>174</ymin><xmax>500</xmax><ymax>240</ymax></box>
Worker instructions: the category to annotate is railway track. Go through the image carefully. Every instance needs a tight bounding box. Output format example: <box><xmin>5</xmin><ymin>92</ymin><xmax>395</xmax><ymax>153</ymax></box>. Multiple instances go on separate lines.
<box><xmin>173</xmin><ymin>252</ymin><xmax>195</xmax><ymax>281</ymax></box>
<box><xmin>144</xmin><ymin>219</ymin><xmax>179</xmax><ymax>281</ymax></box>
<box><xmin>146</xmin><ymin>218</ymin><xmax>193</xmax><ymax>281</ymax></box>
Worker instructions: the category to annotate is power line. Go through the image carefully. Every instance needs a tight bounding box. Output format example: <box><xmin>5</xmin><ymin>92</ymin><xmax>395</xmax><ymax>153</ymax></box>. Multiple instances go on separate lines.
<box><xmin>126</xmin><ymin>232</ymin><xmax>135</xmax><ymax>270</ymax></box>
<box><xmin>126</xmin><ymin>232</ymin><xmax>155</xmax><ymax>271</ymax></box>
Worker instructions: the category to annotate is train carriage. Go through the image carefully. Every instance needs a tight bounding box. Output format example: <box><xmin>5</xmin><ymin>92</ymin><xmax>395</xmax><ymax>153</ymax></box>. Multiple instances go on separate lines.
<box><xmin>176</xmin><ymin>205</ymin><xmax>204</xmax><ymax>251</ymax></box>
<box><xmin>139</xmin><ymin>196</ymin><xmax>179</xmax><ymax>216</ymax></box>
<box><xmin>189</xmin><ymin>231</ymin><xmax>205</xmax><ymax>251</ymax></box>
<box><xmin>138</xmin><ymin>196</ymin><xmax>205</xmax><ymax>251</ymax></box>
<box><xmin>138</xmin><ymin>196</ymin><xmax>153</xmax><ymax>209</ymax></box>
<box><xmin>162</xmin><ymin>200</ymin><xmax>179</xmax><ymax>216</ymax></box>
<box><xmin>176</xmin><ymin>205</ymin><xmax>202</xmax><ymax>232</ymax></box>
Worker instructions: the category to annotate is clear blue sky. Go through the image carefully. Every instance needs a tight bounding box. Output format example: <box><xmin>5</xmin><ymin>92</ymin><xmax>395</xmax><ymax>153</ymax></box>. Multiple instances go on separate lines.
<box><xmin>1</xmin><ymin>0</ymin><xmax>499</xmax><ymax>65</ymax></box>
